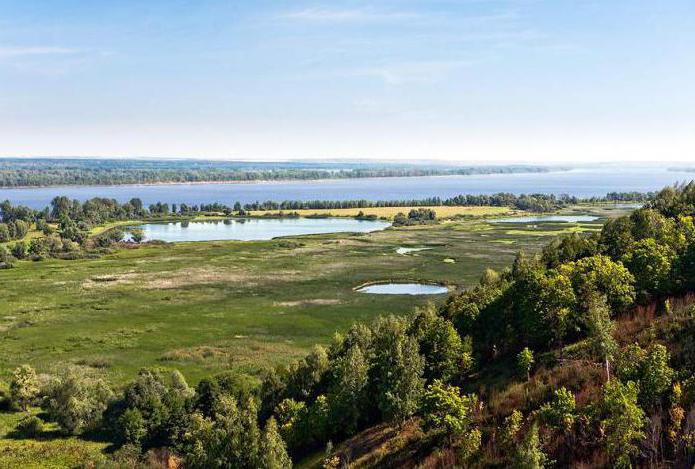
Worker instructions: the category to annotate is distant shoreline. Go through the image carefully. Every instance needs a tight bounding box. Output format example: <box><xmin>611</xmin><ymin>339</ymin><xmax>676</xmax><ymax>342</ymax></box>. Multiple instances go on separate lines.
<box><xmin>0</xmin><ymin>170</ymin><xmax>571</xmax><ymax>190</ymax></box>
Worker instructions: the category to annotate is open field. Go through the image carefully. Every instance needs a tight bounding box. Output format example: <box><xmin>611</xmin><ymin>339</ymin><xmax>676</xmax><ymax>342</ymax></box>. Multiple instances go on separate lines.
<box><xmin>0</xmin><ymin>212</ymin><xmax>613</xmax><ymax>386</ymax></box>
<box><xmin>248</xmin><ymin>205</ymin><xmax>514</xmax><ymax>219</ymax></box>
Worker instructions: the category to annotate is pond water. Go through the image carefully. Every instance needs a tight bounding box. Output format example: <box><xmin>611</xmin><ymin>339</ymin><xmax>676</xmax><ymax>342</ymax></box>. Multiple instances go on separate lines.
<box><xmin>134</xmin><ymin>218</ymin><xmax>390</xmax><ymax>242</ymax></box>
<box><xmin>396</xmin><ymin>247</ymin><xmax>431</xmax><ymax>255</ymax></box>
<box><xmin>356</xmin><ymin>283</ymin><xmax>449</xmax><ymax>295</ymax></box>
<box><xmin>489</xmin><ymin>215</ymin><xmax>600</xmax><ymax>223</ymax></box>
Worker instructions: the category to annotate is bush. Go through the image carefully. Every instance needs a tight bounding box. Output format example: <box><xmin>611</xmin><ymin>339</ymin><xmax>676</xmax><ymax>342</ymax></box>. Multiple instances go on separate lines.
<box><xmin>42</xmin><ymin>367</ymin><xmax>115</xmax><ymax>435</ymax></box>
<box><xmin>15</xmin><ymin>415</ymin><xmax>44</xmax><ymax>438</ymax></box>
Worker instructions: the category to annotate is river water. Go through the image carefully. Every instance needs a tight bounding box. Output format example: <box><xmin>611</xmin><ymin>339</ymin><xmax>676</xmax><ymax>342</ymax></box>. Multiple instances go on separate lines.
<box><xmin>1</xmin><ymin>166</ymin><xmax>692</xmax><ymax>209</ymax></box>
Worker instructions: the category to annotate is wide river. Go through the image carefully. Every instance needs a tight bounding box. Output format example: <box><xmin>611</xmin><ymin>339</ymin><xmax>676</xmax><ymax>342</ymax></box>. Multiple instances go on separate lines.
<box><xmin>1</xmin><ymin>166</ymin><xmax>692</xmax><ymax>209</ymax></box>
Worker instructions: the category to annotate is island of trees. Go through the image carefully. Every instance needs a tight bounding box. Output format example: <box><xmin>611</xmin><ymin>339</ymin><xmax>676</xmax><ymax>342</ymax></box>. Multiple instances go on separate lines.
<box><xmin>0</xmin><ymin>158</ymin><xmax>562</xmax><ymax>187</ymax></box>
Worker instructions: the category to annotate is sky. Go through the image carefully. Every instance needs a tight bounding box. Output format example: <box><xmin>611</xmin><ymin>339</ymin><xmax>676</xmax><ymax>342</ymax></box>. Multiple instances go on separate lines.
<box><xmin>0</xmin><ymin>0</ymin><xmax>694</xmax><ymax>163</ymax></box>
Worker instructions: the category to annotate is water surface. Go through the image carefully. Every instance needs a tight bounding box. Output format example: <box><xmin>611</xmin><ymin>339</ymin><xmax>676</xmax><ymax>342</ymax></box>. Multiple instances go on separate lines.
<box><xmin>135</xmin><ymin>218</ymin><xmax>390</xmax><ymax>242</ymax></box>
<box><xmin>2</xmin><ymin>166</ymin><xmax>692</xmax><ymax>209</ymax></box>
<box><xmin>356</xmin><ymin>283</ymin><xmax>449</xmax><ymax>295</ymax></box>
<box><xmin>489</xmin><ymin>215</ymin><xmax>600</xmax><ymax>223</ymax></box>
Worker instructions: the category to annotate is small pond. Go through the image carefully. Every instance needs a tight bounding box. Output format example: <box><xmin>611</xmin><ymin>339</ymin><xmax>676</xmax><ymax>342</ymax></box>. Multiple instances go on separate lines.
<box><xmin>356</xmin><ymin>283</ymin><xmax>449</xmax><ymax>295</ymax></box>
<box><xmin>396</xmin><ymin>247</ymin><xmax>431</xmax><ymax>255</ymax></box>
<box><xmin>133</xmin><ymin>218</ymin><xmax>390</xmax><ymax>242</ymax></box>
<box><xmin>489</xmin><ymin>215</ymin><xmax>599</xmax><ymax>224</ymax></box>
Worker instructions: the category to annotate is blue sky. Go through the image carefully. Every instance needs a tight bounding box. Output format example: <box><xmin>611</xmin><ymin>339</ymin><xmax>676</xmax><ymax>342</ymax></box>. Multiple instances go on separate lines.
<box><xmin>1</xmin><ymin>0</ymin><xmax>694</xmax><ymax>162</ymax></box>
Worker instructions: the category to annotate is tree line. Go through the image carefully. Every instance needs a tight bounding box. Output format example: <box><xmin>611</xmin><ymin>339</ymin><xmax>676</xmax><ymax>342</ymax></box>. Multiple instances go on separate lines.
<box><xmin>0</xmin><ymin>158</ymin><xmax>557</xmax><ymax>187</ymax></box>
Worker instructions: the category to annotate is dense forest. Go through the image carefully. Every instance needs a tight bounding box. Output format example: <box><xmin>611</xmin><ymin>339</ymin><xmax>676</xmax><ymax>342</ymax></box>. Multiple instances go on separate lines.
<box><xmin>1</xmin><ymin>182</ymin><xmax>695</xmax><ymax>467</ymax></box>
<box><xmin>0</xmin><ymin>158</ymin><xmax>559</xmax><ymax>187</ymax></box>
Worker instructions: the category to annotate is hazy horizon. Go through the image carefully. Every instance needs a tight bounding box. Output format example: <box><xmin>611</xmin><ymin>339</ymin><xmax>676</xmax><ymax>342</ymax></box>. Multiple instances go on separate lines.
<box><xmin>2</xmin><ymin>1</ymin><xmax>693</xmax><ymax>162</ymax></box>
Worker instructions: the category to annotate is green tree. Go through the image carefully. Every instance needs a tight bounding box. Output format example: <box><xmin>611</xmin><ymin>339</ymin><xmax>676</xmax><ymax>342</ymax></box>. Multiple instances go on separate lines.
<box><xmin>117</xmin><ymin>408</ymin><xmax>147</xmax><ymax>445</ymax></box>
<box><xmin>10</xmin><ymin>365</ymin><xmax>39</xmax><ymax>412</ymax></box>
<box><xmin>560</xmin><ymin>255</ymin><xmax>636</xmax><ymax>312</ymax></box>
<box><xmin>501</xmin><ymin>409</ymin><xmax>524</xmax><ymax>451</ymax></box>
<box><xmin>409</xmin><ymin>305</ymin><xmax>471</xmax><ymax>383</ymax></box>
<box><xmin>601</xmin><ymin>380</ymin><xmax>646</xmax><ymax>468</ymax></box>
<box><xmin>260</xmin><ymin>417</ymin><xmax>292</xmax><ymax>469</ymax></box>
<box><xmin>539</xmin><ymin>387</ymin><xmax>576</xmax><ymax>432</ymax></box>
<box><xmin>327</xmin><ymin>344</ymin><xmax>369</xmax><ymax>435</ymax></box>
<box><xmin>639</xmin><ymin>344</ymin><xmax>675</xmax><ymax>406</ymax></box>
<box><xmin>183</xmin><ymin>396</ymin><xmax>262</xmax><ymax>469</ymax></box>
<box><xmin>421</xmin><ymin>380</ymin><xmax>481</xmax><ymax>457</ymax></box>
<box><xmin>370</xmin><ymin>316</ymin><xmax>425</xmax><ymax>424</ymax></box>
<box><xmin>42</xmin><ymin>366</ymin><xmax>114</xmax><ymax>435</ymax></box>
<box><xmin>621</xmin><ymin>238</ymin><xmax>675</xmax><ymax>297</ymax></box>
<box><xmin>584</xmin><ymin>294</ymin><xmax>617</xmax><ymax>381</ymax></box>
<box><xmin>517</xmin><ymin>348</ymin><xmax>534</xmax><ymax>381</ymax></box>
<box><xmin>514</xmin><ymin>423</ymin><xmax>548</xmax><ymax>469</ymax></box>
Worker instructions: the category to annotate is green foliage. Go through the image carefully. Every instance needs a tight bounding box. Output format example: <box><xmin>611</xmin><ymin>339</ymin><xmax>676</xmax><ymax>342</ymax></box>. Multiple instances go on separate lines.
<box><xmin>370</xmin><ymin>316</ymin><xmax>425</xmax><ymax>424</ymax></box>
<box><xmin>0</xmin><ymin>245</ymin><xmax>15</xmax><ymax>269</ymax></box>
<box><xmin>502</xmin><ymin>409</ymin><xmax>524</xmax><ymax>449</ymax></box>
<box><xmin>615</xmin><ymin>343</ymin><xmax>675</xmax><ymax>406</ymax></box>
<box><xmin>421</xmin><ymin>380</ymin><xmax>480</xmax><ymax>455</ymax></box>
<box><xmin>10</xmin><ymin>365</ymin><xmax>40</xmax><ymax>411</ymax></box>
<box><xmin>326</xmin><ymin>344</ymin><xmax>369</xmax><ymax>435</ymax></box>
<box><xmin>584</xmin><ymin>294</ymin><xmax>617</xmax><ymax>380</ymax></box>
<box><xmin>559</xmin><ymin>255</ymin><xmax>636</xmax><ymax>312</ymax></box>
<box><xmin>117</xmin><ymin>408</ymin><xmax>146</xmax><ymax>445</ymax></box>
<box><xmin>638</xmin><ymin>344</ymin><xmax>675</xmax><ymax>405</ymax></box>
<box><xmin>43</xmin><ymin>367</ymin><xmax>114</xmax><ymax>435</ymax></box>
<box><xmin>514</xmin><ymin>423</ymin><xmax>548</xmax><ymax>469</ymax></box>
<box><xmin>260</xmin><ymin>417</ymin><xmax>293</xmax><ymax>469</ymax></box>
<box><xmin>113</xmin><ymin>368</ymin><xmax>193</xmax><ymax>450</ymax></box>
<box><xmin>410</xmin><ymin>305</ymin><xmax>471</xmax><ymax>383</ymax></box>
<box><xmin>539</xmin><ymin>387</ymin><xmax>576</xmax><ymax>432</ymax></box>
<box><xmin>183</xmin><ymin>396</ymin><xmax>266</xmax><ymax>469</ymax></box>
<box><xmin>601</xmin><ymin>380</ymin><xmax>646</xmax><ymax>468</ymax></box>
<box><xmin>516</xmin><ymin>347</ymin><xmax>534</xmax><ymax>381</ymax></box>
<box><xmin>621</xmin><ymin>238</ymin><xmax>675</xmax><ymax>297</ymax></box>
<box><xmin>15</xmin><ymin>415</ymin><xmax>44</xmax><ymax>438</ymax></box>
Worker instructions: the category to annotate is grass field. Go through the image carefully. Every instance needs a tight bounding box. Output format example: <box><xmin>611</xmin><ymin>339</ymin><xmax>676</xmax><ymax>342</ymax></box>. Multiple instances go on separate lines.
<box><xmin>0</xmin><ymin>207</ymin><xmax>622</xmax><ymax>467</ymax></box>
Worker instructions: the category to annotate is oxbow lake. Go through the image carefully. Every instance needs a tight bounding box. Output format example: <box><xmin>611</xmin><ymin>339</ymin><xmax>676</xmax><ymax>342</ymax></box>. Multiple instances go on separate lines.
<box><xmin>133</xmin><ymin>218</ymin><xmax>391</xmax><ymax>242</ymax></box>
<box><xmin>1</xmin><ymin>166</ymin><xmax>693</xmax><ymax>209</ymax></box>
<box><xmin>356</xmin><ymin>283</ymin><xmax>450</xmax><ymax>295</ymax></box>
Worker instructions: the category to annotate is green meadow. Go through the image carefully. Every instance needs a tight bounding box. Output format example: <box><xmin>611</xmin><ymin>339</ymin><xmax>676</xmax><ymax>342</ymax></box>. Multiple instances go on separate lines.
<box><xmin>0</xmin><ymin>210</ymin><xmax>612</xmax><ymax>385</ymax></box>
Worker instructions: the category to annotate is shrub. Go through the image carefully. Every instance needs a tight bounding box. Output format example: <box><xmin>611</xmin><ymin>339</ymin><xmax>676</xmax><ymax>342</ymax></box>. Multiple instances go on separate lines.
<box><xmin>42</xmin><ymin>367</ymin><xmax>115</xmax><ymax>435</ymax></box>
<box><xmin>15</xmin><ymin>415</ymin><xmax>44</xmax><ymax>438</ymax></box>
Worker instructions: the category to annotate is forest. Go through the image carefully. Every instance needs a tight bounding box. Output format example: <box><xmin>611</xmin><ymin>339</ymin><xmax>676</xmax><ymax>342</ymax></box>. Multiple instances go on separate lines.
<box><xmin>1</xmin><ymin>183</ymin><xmax>694</xmax><ymax>467</ymax></box>
<box><xmin>0</xmin><ymin>158</ymin><xmax>558</xmax><ymax>187</ymax></box>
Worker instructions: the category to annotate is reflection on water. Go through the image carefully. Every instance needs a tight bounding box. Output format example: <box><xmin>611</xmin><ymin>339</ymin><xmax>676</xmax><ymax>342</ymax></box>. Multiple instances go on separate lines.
<box><xmin>489</xmin><ymin>215</ymin><xmax>599</xmax><ymax>224</ymax></box>
<box><xmin>135</xmin><ymin>217</ymin><xmax>390</xmax><ymax>242</ymax></box>
<box><xmin>356</xmin><ymin>283</ymin><xmax>449</xmax><ymax>295</ymax></box>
